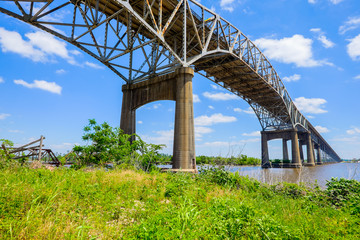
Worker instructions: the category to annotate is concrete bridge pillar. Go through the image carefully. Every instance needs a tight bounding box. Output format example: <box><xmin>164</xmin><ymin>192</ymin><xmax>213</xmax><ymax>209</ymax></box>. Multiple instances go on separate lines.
<box><xmin>291</xmin><ymin>130</ymin><xmax>301</xmax><ymax>167</ymax></box>
<box><xmin>261</xmin><ymin>131</ymin><xmax>270</xmax><ymax>168</ymax></box>
<box><xmin>120</xmin><ymin>88</ymin><xmax>136</xmax><ymax>142</ymax></box>
<box><xmin>315</xmin><ymin>145</ymin><xmax>323</xmax><ymax>165</ymax></box>
<box><xmin>299</xmin><ymin>141</ymin><xmax>304</xmax><ymax>163</ymax></box>
<box><xmin>172</xmin><ymin>68</ymin><xmax>196</xmax><ymax>170</ymax></box>
<box><xmin>120</xmin><ymin>67</ymin><xmax>196</xmax><ymax>172</ymax></box>
<box><xmin>305</xmin><ymin>133</ymin><xmax>315</xmax><ymax>166</ymax></box>
<box><xmin>282</xmin><ymin>139</ymin><xmax>289</xmax><ymax>161</ymax></box>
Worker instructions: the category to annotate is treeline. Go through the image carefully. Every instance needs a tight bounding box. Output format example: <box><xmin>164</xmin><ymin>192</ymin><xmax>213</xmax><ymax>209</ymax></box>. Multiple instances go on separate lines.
<box><xmin>196</xmin><ymin>155</ymin><xmax>261</xmax><ymax>165</ymax></box>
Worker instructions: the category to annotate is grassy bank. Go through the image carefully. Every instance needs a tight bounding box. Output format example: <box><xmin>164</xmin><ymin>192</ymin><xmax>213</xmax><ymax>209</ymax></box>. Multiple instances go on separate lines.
<box><xmin>0</xmin><ymin>166</ymin><xmax>359</xmax><ymax>239</ymax></box>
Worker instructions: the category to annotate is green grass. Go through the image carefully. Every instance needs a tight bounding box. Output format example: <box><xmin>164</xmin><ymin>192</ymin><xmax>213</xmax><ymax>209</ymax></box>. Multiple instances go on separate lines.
<box><xmin>0</xmin><ymin>166</ymin><xmax>359</xmax><ymax>239</ymax></box>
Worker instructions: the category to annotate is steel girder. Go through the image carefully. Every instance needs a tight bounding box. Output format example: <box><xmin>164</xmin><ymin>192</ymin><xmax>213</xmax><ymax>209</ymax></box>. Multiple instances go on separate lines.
<box><xmin>0</xmin><ymin>0</ymin><xmax>341</xmax><ymax>162</ymax></box>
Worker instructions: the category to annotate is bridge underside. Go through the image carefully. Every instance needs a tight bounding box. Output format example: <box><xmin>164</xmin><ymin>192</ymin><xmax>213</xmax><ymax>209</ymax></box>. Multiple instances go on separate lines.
<box><xmin>0</xmin><ymin>0</ymin><xmax>342</xmax><ymax>165</ymax></box>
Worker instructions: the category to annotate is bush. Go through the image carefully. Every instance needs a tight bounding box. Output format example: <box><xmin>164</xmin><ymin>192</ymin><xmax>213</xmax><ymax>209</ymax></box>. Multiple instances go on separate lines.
<box><xmin>72</xmin><ymin>119</ymin><xmax>165</xmax><ymax>171</ymax></box>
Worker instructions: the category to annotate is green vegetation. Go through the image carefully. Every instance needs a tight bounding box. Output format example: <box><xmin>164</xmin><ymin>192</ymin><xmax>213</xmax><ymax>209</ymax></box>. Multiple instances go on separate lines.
<box><xmin>0</xmin><ymin>166</ymin><xmax>359</xmax><ymax>239</ymax></box>
<box><xmin>196</xmin><ymin>155</ymin><xmax>261</xmax><ymax>165</ymax></box>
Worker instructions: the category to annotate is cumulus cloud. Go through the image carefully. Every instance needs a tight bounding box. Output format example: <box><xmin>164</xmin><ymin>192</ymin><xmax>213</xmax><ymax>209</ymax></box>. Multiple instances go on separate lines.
<box><xmin>310</xmin><ymin>28</ymin><xmax>335</xmax><ymax>48</ymax></box>
<box><xmin>0</xmin><ymin>27</ymin><xmax>79</xmax><ymax>65</ymax></box>
<box><xmin>354</xmin><ymin>75</ymin><xmax>360</xmax><ymax>79</ymax></box>
<box><xmin>339</xmin><ymin>16</ymin><xmax>360</xmax><ymax>35</ymax></box>
<box><xmin>283</xmin><ymin>74</ymin><xmax>301</xmax><ymax>82</ymax></box>
<box><xmin>143</xmin><ymin>130</ymin><xmax>174</xmax><ymax>145</ymax></box>
<box><xmin>347</xmin><ymin>127</ymin><xmax>360</xmax><ymax>135</ymax></box>
<box><xmin>294</xmin><ymin>97</ymin><xmax>327</xmax><ymax>114</ymax></box>
<box><xmin>194</xmin><ymin>113</ymin><xmax>237</xmax><ymax>126</ymax></box>
<box><xmin>234</xmin><ymin>107</ymin><xmax>255</xmax><ymax>115</ymax></box>
<box><xmin>308</xmin><ymin>0</ymin><xmax>316</xmax><ymax>3</ymax></box>
<box><xmin>203</xmin><ymin>92</ymin><xmax>238</xmax><ymax>101</ymax></box>
<box><xmin>14</xmin><ymin>79</ymin><xmax>62</xmax><ymax>95</ymax></box>
<box><xmin>193</xmin><ymin>94</ymin><xmax>201</xmax><ymax>103</ymax></box>
<box><xmin>347</xmin><ymin>34</ymin><xmax>360</xmax><ymax>61</ymax></box>
<box><xmin>254</xmin><ymin>34</ymin><xmax>332</xmax><ymax>67</ymax></box>
<box><xmin>315</xmin><ymin>125</ymin><xmax>330</xmax><ymax>133</ymax></box>
<box><xmin>0</xmin><ymin>76</ymin><xmax>4</xmax><ymax>83</ymax></box>
<box><xmin>84</xmin><ymin>61</ymin><xmax>104</xmax><ymax>69</ymax></box>
<box><xmin>208</xmin><ymin>105</ymin><xmax>214</xmax><ymax>110</ymax></box>
<box><xmin>0</xmin><ymin>113</ymin><xmax>10</xmax><ymax>120</ymax></box>
<box><xmin>329</xmin><ymin>0</ymin><xmax>344</xmax><ymax>4</ymax></box>
<box><xmin>195</xmin><ymin>126</ymin><xmax>214</xmax><ymax>140</ymax></box>
<box><xmin>137</xmin><ymin>121</ymin><xmax>143</xmax><ymax>124</ymax></box>
<box><xmin>220</xmin><ymin>0</ymin><xmax>235</xmax><ymax>12</ymax></box>
<box><xmin>242</xmin><ymin>131</ymin><xmax>261</xmax><ymax>137</ymax></box>
<box><xmin>55</xmin><ymin>69</ymin><xmax>66</xmax><ymax>74</ymax></box>
<box><xmin>0</xmin><ymin>27</ymin><xmax>77</xmax><ymax>65</ymax></box>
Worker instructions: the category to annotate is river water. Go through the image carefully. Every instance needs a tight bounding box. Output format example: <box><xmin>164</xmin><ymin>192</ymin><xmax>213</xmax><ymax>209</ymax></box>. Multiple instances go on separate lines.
<box><xmin>228</xmin><ymin>163</ymin><xmax>360</xmax><ymax>188</ymax></box>
<box><xmin>160</xmin><ymin>162</ymin><xmax>360</xmax><ymax>188</ymax></box>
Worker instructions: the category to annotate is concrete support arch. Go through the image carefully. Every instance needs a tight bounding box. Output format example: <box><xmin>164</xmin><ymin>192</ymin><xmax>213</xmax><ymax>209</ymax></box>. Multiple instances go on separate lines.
<box><xmin>120</xmin><ymin>67</ymin><xmax>196</xmax><ymax>172</ymax></box>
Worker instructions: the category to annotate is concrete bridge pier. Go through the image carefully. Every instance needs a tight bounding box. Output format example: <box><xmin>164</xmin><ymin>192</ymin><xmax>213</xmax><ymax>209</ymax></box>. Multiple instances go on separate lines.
<box><xmin>282</xmin><ymin>139</ymin><xmax>289</xmax><ymax>161</ymax></box>
<box><xmin>305</xmin><ymin>133</ymin><xmax>316</xmax><ymax>166</ymax></box>
<box><xmin>120</xmin><ymin>67</ymin><xmax>196</xmax><ymax>172</ymax></box>
<box><xmin>291</xmin><ymin>130</ymin><xmax>302</xmax><ymax>167</ymax></box>
<box><xmin>261</xmin><ymin>132</ymin><xmax>271</xmax><ymax>168</ymax></box>
<box><xmin>315</xmin><ymin>144</ymin><xmax>323</xmax><ymax>165</ymax></box>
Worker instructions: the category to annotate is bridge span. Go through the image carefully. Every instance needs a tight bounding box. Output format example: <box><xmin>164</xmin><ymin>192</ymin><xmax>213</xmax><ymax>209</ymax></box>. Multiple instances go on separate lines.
<box><xmin>0</xmin><ymin>0</ymin><xmax>341</xmax><ymax>170</ymax></box>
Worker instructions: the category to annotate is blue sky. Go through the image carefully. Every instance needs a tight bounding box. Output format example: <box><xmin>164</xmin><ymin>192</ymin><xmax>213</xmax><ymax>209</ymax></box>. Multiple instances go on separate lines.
<box><xmin>0</xmin><ymin>0</ymin><xmax>359</xmax><ymax>159</ymax></box>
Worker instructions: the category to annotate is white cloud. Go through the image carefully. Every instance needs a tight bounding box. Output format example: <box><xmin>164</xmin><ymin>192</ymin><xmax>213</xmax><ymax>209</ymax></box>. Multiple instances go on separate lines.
<box><xmin>193</xmin><ymin>94</ymin><xmax>201</xmax><ymax>103</ymax></box>
<box><xmin>254</xmin><ymin>34</ymin><xmax>332</xmax><ymax>67</ymax></box>
<box><xmin>0</xmin><ymin>113</ymin><xmax>10</xmax><ymax>120</ymax></box>
<box><xmin>211</xmin><ymin>84</ymin><xmax>220</xmax><ymax>90</ymax></box>
<box><xmin>308</xmin><ymin>0</ymin><xmax>316</xmax><ymax>3</ymax></box>
<box><xmin>0</xmin><ymin>27</ymin><xmax>78</xmax><ymax>64</ymax></box>
<box><xmin>143</xmin><ymin>130</ymin><xmax>174</xmax><ymax>145</ymax></box>
<box><xmin>310</xmin><ymin>28</ymin><xmax>335</xmax><ymax>48</ymax></box>
<box><xmin>315</xmin><ymin>125</ymin><xmax>330</xmax><ymax>133</ymax></box>
<box><xmin>14</xmin><ymin>79</ymin><xmax>62</xmax><ymax>95</ymax></box>
<box><xmin>208</xmin><ymin>105</ymin><xmax>214</xmax><ymax>110</ymax></box>
<box><xmin>220</xmin><ymin>0</ymin><xmax>235</xmax><ymax>12</ymax></box>
<box><xmin>194</xmin><ymin>113</ymin><xmax>237</xmax><ymax>126</ymax></box>
<box><xmin>354</xmin><ymin>75</ymin><xmax>360</xmax><ymax>79</ymax></box>
<box><xmin>347</xmin><ymin>127</ymin><xmax>360</xmax><ymax>135</ymax></box>
<box><xmin>329</xmin><ymin>0</ymin><xmax>344</xmax><ymax>4</ymax></box>
<box><xmin>8</xmin><ymin>129</ymin><xmax>23</xmax><ymax>133</ymax></box>
<box><xmin>234</xmin><ymin>107</ymin><xmax>255</xmax><ymax>115</ymax></box>
<box><xmin>294</xmin><ymin>97</ymin><xmax>327</xmax><ymax>114</ymax></box>
<box><xmin>195</xmin><ymin>126</ymin><xmax>213</xmax><ymax>140</ymax></box>
<box><xmin>202</xmin><ymin>138</ymin><xmax>260</xmax><ymax>147</ymax></box>
<box><xmin>0</xmin><ymin>77</ymin><xmax>4</xmax><ymax>83</ymax></box>
<box><xmin>203</xmin><ymin>92</ymin><xmax>238</xmax><ymax>101</ymax></box>
<box><xmin>85</xmin><ymin>61</ymin><xmax>104</xmax><ymax>69</ymax></box>
<box><xmin>242</xmin><ymin>131</ymin><xmax>260</xmax><ymax>137</ymax></box>
<box><xmin>137</xmin><ymin>121</ymin><xmax>143</xmax><ymax>124</ymax></box>
<box><xmin>347</xmin><ymin>34</ymin><xmax>360</xmax><ymax>61</ymax></box>
<box><xmin>339</xmin><ymin>16</ymin><xmax>360</xmax><ymax>35</ymax></box>
<box><xmin>51</xmin><ymin>142</ymin><xmax>77</xmax><ymax>150</ymax></box>
<box><xmin>56</xmin><ymin>69</ymin><xmax>66</xmax><ymax>74</ymax></box>
<box><xmin>283</xmin><ymin>74</ymin><xmax>301</xmax><ymax>82</ymax></box>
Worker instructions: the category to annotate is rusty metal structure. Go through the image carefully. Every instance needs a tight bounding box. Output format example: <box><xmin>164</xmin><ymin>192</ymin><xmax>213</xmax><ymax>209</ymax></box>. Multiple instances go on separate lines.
<box><xmin>0</xmin><ymin>0</ymin><xmax>341</xmax><ymax>168</ymax></box>
<box><xmin>1</xmin><ymin>136</ymin><xmax>60</xmax><ymax>166</ymax></box>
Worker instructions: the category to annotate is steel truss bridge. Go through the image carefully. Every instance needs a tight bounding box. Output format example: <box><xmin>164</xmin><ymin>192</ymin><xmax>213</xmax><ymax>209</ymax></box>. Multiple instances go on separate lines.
<box><xmin>0</xmin><ymin>0</ymin><xmax>341</xmax><ymax>167</ymax></box>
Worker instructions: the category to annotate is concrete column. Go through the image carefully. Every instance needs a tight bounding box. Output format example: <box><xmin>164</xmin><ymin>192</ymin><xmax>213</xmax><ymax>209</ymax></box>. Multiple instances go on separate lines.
<box><xmin>282</xmin><ymin>139</ymin><xmax>289</xmax><ymax>161</ymax></box>
<box><xmin>316</xmin><ymin>145</ymin><xmax>322</xmax><ymax>165</ymax></box>
<box><xmin>291</xmin><ymin>130</ymin><xmax>301</xmax><ymax>167</ymax></box>
<box><xmin>305</xmin><ymin>133</ymin><xmax>315</xmax><ymax>166</ymax></box>
<box><xmin>299</xmin><ymin>142</ymin><xmax>304</xmax><ymax>163</ymax></box>
<box><xmin>120</xmin><ymin>87</ymin><xmax>136</xmax><ymax>142</ymax></box>
<box><xmin>261</xmin><ymin>132</ymin><xmax>271</xmax><ymax>168</ymax></box>
<box><xmin>172</xmin><ymin>67</ymin><xmax>196</xmax><ymax>170</ymax></box>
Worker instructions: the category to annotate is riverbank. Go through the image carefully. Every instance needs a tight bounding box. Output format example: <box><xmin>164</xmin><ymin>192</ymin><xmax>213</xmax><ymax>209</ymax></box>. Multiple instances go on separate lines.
<box><xmin>1</xmin><ymin>166</ymin><xmax>359</xmax><ymax>239</ymax></box>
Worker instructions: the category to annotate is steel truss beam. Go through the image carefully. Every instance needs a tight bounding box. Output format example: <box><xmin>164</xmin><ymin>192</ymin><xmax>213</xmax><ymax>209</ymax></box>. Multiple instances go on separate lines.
<box><xmin>0</xmin><ymin>0</ymin><xmax>341</xmax><ymax>162</ymax></box>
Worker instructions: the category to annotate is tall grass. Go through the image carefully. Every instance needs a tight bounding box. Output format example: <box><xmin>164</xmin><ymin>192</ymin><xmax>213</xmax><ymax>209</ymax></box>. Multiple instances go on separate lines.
<box><xmin>0</xmin><ymin>166</ymin><xmax>359</xmax><ymax>239</ymax></box>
